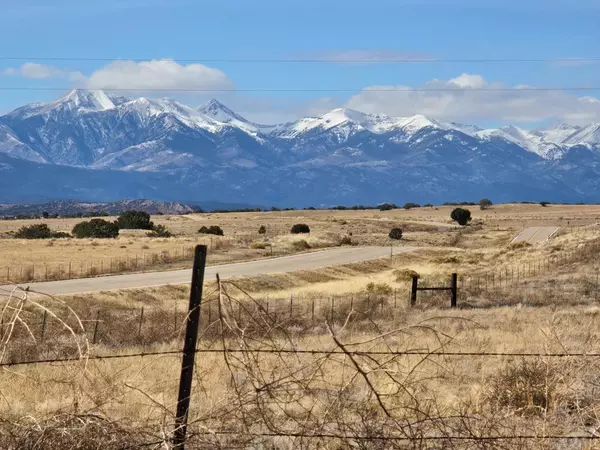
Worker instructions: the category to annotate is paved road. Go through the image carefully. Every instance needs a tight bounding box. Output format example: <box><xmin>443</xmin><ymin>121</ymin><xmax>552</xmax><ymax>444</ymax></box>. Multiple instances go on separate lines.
<box><xmin>1</xmin><ymin>246</ymin><xmax>416</xmax><ymax>296</ymax></box>
<box><xmin>511</xmin><ymin>227</ymin><xmax>560</xmax><ymax>244</ymax></box>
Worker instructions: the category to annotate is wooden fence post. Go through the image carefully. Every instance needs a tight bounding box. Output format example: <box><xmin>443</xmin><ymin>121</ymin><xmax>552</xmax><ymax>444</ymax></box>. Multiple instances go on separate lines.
<box><xmin>173</xmin><ymin>245</ymin><xmax>207</xmax><ymax>449</ymax></box>
<box><xmin>138</xmin><ymin>306</ymin><xmax>144</xmax><ymax>337</ymax></box>
<box><xmin>92</xmin><ymin>311</ymin><xmax>100</xmax><ymax>344</ymax></box>
<box><xmin>410</xmin><ymin>276</ymin><xmax>418</xmax><ymax>307</ymax></box>
<box><xmin>450</xmin><ymin>273</ymin><xmax>458</xmax><ymax>308</ymax></box>
<box><xmin>41</xmin><ymin>310</ymin><xmax>48</xmax><ymax>341</ymax></box>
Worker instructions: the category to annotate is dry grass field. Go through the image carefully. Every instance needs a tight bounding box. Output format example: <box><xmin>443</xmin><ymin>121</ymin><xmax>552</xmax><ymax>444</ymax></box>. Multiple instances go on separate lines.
<box><xmin>3</xmin><ymin>203</ymin><xmax>596</xmax><ymax>283</ymax></box>
<box><xmin>2</xmin><ymin>203</ymin><xmax>600</xmax><ymax>448</ymax></box>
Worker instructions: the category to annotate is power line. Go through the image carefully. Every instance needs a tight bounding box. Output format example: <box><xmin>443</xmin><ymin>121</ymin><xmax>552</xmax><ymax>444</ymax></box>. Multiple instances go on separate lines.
<box><xmin>0</xmin><ymin>87</ymin><xmax>599</xmax><ymax>93</ymax></box>
<box><xmin>0</xmin><ymin>56</ymin><xmax>599</xmax><ymax>64</ymax></box>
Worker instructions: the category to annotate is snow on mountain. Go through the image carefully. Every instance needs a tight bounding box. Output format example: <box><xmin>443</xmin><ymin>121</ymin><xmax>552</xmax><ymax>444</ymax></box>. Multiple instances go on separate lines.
<box><xmin>269</xmin><ymin>108</ymin><xmax>449</xmax><ymax>140</ymax></box>
<box><xmin>2</xmin><ymin>91</ymin><xmax>600</xmax><ymax>205</ymax></box>
<box><xmin>562</xmin><ymin>124</ymin><xmax>600</xmax><ymax>147</ymax></box>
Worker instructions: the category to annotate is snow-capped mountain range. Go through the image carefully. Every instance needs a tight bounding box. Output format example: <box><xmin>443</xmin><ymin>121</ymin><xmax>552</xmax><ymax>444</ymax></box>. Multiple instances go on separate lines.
<box><xmin>1</xmin><ymin>89</ymin><xmax>600</xmax><ymax>205</ymax></box>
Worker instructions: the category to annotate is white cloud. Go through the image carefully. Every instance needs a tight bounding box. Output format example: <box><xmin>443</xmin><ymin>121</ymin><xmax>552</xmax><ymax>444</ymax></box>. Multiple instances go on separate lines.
<box><xmin>82</xmin><ymin>59</ymin><xmax>233</xmax><ymax>91</ymax></box>
<box><xmin>344</xmin><ymin>73</ymin><xmax>600</xmax><ymax>125</ymax></box>
<box><xmin>2</xmin><ymin>63</ymin><xmax>68</xmax><ymax>79</ymax></box>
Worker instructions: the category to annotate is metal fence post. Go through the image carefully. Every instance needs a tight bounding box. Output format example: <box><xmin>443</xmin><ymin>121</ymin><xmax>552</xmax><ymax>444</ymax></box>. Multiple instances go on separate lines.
<box><xmin>173</xmin><ymin>245</ymin><xmax>207</xmax><ymax>449</ymax></box>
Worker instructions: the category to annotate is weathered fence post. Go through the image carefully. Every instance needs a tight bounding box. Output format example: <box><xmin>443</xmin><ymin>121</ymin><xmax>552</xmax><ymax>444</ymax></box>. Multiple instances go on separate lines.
<box><xmin>290</xmin><ymin>295</ymin><xmax>293</xmax><ymax>318</ymax></box>
<box><xmin>410</xmin><ymin>276</ymin><xmax>418</xmax><ymax>307</ymax></box>
<box><xmin>138</xmin><ymin>306</ymin><xmax>144</xmax><ymax>337</ymax></box>
<box><xmin>92</xmin><ymin>311</ymin><xmax>100</xmax><ymax>344</ymax></box>
<box><xmin>450</xmin><ymin>273</ymin><xmax>458</xmax><ymax>308</ymax></box>
<box><xmin>41</xmin><ymin>310</ymin><xmax>48</xmax><ymax>341</ymax></box>
<box><xmin>173</xmin><ymin>245</ymin><xmax>207</xmax><ymax>450</ymax></box>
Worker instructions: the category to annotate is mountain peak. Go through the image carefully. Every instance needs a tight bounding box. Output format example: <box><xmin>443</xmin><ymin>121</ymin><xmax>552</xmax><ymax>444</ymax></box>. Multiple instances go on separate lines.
<box><xmin>198</xmin><ymin>99</ymin><xmax>250</xmax><ymax>124</ymax></box>
<box><xmin>56</xmin><ymin>89</ymin><xmax>116</xmax><ymax>111</ymax></box>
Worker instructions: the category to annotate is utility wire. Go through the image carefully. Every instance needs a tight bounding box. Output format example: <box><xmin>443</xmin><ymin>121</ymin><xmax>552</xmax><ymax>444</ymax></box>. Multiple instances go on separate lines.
<box><xmin>0</xmin><ymin>56</ymin><xmax>599</xmax><ymax>64</ymax></box>
<box><xmin>0</xmin><ymin>87</ymin><xmax>598</xmax><ymax>93</ymax></box>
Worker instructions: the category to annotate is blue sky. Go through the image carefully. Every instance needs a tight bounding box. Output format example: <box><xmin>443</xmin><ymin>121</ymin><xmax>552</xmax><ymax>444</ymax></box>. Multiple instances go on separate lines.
<box><xmin>1</xmin><ymin>0</ymin><xmax>599</xmax><ymax>126</ymax></box>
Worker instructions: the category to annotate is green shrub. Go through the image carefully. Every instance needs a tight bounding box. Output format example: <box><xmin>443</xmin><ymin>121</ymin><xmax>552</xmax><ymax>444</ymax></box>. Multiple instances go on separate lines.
<box><xmin>116</xmin><ymin>210</ymin><xmax>154</xmax><ymax>230</ymax></box>
<box><xmin>291</xmin><ymin>224</ymin><xmax>310</xmax><ymax>234</ymax></box>
<box><xmin>388</xmin><ymin>228</ymin><xmax>403</xmax><ymax>240</ymax></box>
<box><xmin>258</xmin><ymin>225</ymin><xmax>266</xmax><ymax>234</ymax></box>
<box><xmin>450</xmin><ymin>208</ymin><xmax>472</xmax><ymax>226</ymax></box>
<box><xmin>14</xmin><ymin>224</ymin><xmax>69</xmax><ymax>239</ymax></box>
<box><xmin>479</xmin><ymin>198</ymin><xmax>493</xmax><ymax>210</ymax></box>
<box><xmin>72</xmin><ymin>219</ymin><xmax>119</xmax><ymax>239</ymax></box>
<box><xmin>147</xmin><ymin>224</ymin><xmax>172</xmax><ymax>237</ymax></box>
<box><xmin>198</xmin><ymin>225</ymin><xmax>224</xmax><ymax>236</ymax></box>
<box><xmin>292</xmin><ymin>240</ymin><xmax>311</xmax><ymax>250</ymax></box>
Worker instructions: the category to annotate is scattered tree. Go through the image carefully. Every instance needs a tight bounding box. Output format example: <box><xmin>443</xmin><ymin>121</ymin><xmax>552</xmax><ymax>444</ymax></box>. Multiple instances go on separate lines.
<box><xmin>116</xmin><ymin>210</ymin><xmax>154</xmax><ymax>230</ymax></box>
<box><xmin>451</xmin><ymin>208</ymin><xmax>472</xmax><ymax>226</ymax></box>
<box><xmin>423</xmin><ymin>204</ymin><xmax>433</xmax><ymax>208</ymax></box>
<box><xmin>540</xmin><ymin>201</ymin><xmax>550</xmax><ymax>207</ymax></box>
<box><xmin>258</xmin><ymin>225</ymin><xmax>267</xmax><ymax>235</ymax></box>
<box><xmin>72</xmin><ymin>219</ymin><xmax>119</xmax><ymax>238</ymax></box>
<box><xmin>14</xmin><ymin>224</ymin><xmax>69</xmax><ymax>239</ymax></box>
<box><xmin>198</xmin><ymin>225</ymin><xmax>224</xmax><ymax>236</ymax></box>
<box><xmin>403</xmin><ymin>202</ymin><xmax>421</xmax><ymax>210</ymax></box>
<box><xmin>42</xmin><ymin>211</ymin><xmax>49</xmax><ymax>219</ymax></box>
<box><xmin>479</xmin><ymin>198</ymin><xmax>493</xmax><ymax>210</ymax></box>
<box><xmin>291</xmin><ymin>224</ymin><xmax>310</xmax><ymax>234</ymax></box>
<box><xmin>378</xmin><ymin>203</ymin><xmax>396</xmax><ymax>211</ymax></box>
<box><xmin>388</xmin><ymin>228</ymin><xmax>403</xmax><ymax>240</ymax></box>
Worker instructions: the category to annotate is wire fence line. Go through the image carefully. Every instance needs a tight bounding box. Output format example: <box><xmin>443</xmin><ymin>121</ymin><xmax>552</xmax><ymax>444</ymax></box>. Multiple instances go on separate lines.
<box><xmin>3</xmin><ymin>238</ymin><xmax>600</xmax><ymax>448</ymax></box>
<box><xmin>6</xmin><ymin>347</ymin><xmax>600</xmax><ymax>369</ymax></box>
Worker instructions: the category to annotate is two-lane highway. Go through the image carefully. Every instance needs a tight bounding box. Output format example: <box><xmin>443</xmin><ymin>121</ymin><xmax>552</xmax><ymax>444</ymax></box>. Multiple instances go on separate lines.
<box><xmin>511</xmin><ymin>227</ymin><xmax>560</xmax><ymax>244</ymax></box>
<box><xmin>1</xmin><ymin>246</ymin><xmax>416</xmax><ymax>296</ymax></box>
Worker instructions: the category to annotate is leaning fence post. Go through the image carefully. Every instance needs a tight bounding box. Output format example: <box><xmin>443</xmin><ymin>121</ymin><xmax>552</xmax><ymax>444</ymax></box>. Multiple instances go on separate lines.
<box><xmin>41</xmin><ymin>310</ymin><xmax>48</xmax><ymax>341</ymax></box>
<box><xmin>450</xmin><ymin>273</ymin><xmax>458</xmax><ymax>308</ymax></box>
<box><xmin>173</xmin><ymin>245</ymin><xmax>207</xmax><ymax>450</ymax></box>
<box><xmin>138</xmin><ymin>306</ymin><xmax>144</xmax><ymax>337</ymax></box>
<box><xmin>92</xmin><ymin>311</ymin><xmax>100</xmax><ymax>345</ymax></box>
<box><xmin>410</xmin><ymin>276</ymin><xmax>418</xmax><ymax>307</ymax></box>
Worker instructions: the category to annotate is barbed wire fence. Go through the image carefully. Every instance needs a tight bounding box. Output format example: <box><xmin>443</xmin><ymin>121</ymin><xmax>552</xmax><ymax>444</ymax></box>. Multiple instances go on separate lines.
<box><xmin>1</xmin><ymin>244</ymin><xmax>600</xmax><ymax>448</ymax></box>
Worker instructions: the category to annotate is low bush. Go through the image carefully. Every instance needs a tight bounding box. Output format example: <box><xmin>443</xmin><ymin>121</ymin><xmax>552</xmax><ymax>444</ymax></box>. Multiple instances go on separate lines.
<box><xmin>509</xmin><ymin>241</ymin><xmax>532</xmax><ymax>251</ymax></box>
<box><xmin>339</xmin><ymin>236</ymin><xmax>353</xmax><ymax>246</ymax></box>
<box><xmin>393</xmin><ymin>269</ymin><xmax>420</xmax><ymax>282</ymax></box>
<box><xmin>146</xmin><ymin>225</ymin><xmax>172</xmax><ymax>238</ymax></box>
<box><xmin>72</xmin><ymin>219</ymin><xmax>119</xmax><ymax>239</ymax></box>
<box><xmin>251</xmin><ymin>242</ymin><xmax>267</xmax><ymax>250</ymax></box>
<box><xmin>403</xmin><ymin>202</ymin><xmax>421</xmax><ymax>210</ymax></box>
<box><xmin>388</xmin><ymin>228</ymin><xmax>403</xmax><ymax>240</ymax></box>
<box><xmin>366</xmin><ymin>282</ymin><xmax>393</xmax><ymax>296</ymax></box>
<box><xmin>198</xmin><ymin>225</ymin><xmax>224</xmax><ymax>236</ymax></box>
<box><xmin>291</xmin><ymin>224</ymin><xmax>310</xmax><ymax>234</ymax></box>
<box><xmin>258</xmin><ymin>225</ymin><xmax>266</xmax><ymax>235</ymax></box>
<box><xmin>14</xmin><ymin>224</ymin><xmax>69</xmax><ymax>239</ymax></box>
<box><xmin>292</xmin><ymin>240</ymin><xmax>311</xmax><ymax>250</ymax></box>
<box><xmin>488</xmin><ymin>359</ymin><xmax>559</xmax><ymax>416</ymax></box>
